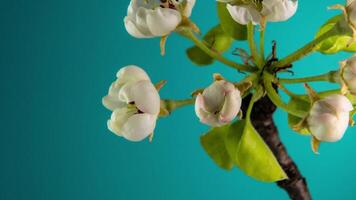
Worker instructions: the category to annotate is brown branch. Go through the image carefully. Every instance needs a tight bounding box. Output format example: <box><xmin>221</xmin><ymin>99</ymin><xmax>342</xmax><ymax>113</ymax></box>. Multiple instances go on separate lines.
<box><xmin>241</xmin><ymin>94</ymin><xmax>312</xmax><ymax>200</ymax></box>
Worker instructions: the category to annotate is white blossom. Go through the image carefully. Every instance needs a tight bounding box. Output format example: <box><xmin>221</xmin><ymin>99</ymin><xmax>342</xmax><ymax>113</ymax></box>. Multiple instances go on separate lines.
<box><xmin>195</xmin><ymin>80</ymin><xmax>242</xmax><ymax>127</ymax></box>
<box><xmin>124</xmin><ymin>0</ymin><xmax>196</xmax><ymax>38</ymax></box>
<box><xmin>218</xmin><ymin>0</ymin><xmax>298</xmax><ymax>25</ymax></box>
<box><xmin>102</xmin><ymin>65</ymin><xmax>160</xmax><ymax>142</ymax></box>
<box><xmin>307</xmin><ymin>94</ymin><xmax>353</xmax><ymax>142</ymax></box>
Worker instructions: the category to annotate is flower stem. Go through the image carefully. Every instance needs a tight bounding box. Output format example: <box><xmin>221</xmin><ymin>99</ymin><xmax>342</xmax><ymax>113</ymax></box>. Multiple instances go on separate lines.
<box><xmin>162</xmin><ymin>98</ymin><xmax>195</xmax><ymax>113</ymax></box>
<box><xmin>278</xmin><ymin>71</ymin><xmax>338</xmax><ymax>84</ymax></box>
<box><xmin>247</xmin><ymin>23</ymin><xmax>263</xmax><ymax>68</ymax></box>
<box><xmin>273</xmin><ymin>29</ymin><xmax>337</xmax><ymax>68</ymax></box>
<box><xmin>264</xmin><ymin>73</ymin><xmax>307</xmax><ymax>118</ymax></box>
<box><xmin>178</xmin><ymin>29</ymin><xmax>256</xmax><ymax>73</ymax></box>
<box><xmin>260</xmin><ymin>26</ymin><xmax>265</xmax><ymax>63</ymax></box>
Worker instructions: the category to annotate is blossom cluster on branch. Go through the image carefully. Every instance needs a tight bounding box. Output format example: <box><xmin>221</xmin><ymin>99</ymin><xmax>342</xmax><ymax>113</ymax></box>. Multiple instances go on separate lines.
<box><xmin>102</xmin><ymin>0</ymin><xmax>356</xmax><ymax>190</ymax></box>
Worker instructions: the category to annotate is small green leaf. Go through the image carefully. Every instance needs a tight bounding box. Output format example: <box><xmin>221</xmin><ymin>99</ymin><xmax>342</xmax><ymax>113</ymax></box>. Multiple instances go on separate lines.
<box><xmin>217</xmin><ymin>2</ymin><xmax>247</xmax><ymax>40</ymax></box>
<box><xmin>200</xmin><ymin>125</ymin><xmax>234</xmax><ymax>170</ymax></box>
<box><xmin>186</xmin><ymin>47</ymin><xmax>214</xmax><ymax>66</ymax></box>
<box><xmin>225</xmin><ymin>120</ymin><xmax>287</xmax><ymax>182</ymax></box>
<box><xmin>186</xmin><ymin>25</ymin><xmax>233</xmax><ymax>66</ymax></box>
<box><xmin>315</xmin><ymin>14</ymin><xmax>356</xmax><ymax>54</ymax></box>
<box><xmin>287</xmin><ymin>97</ymin><xmax>311</xmax><ymax>135</ymax></box>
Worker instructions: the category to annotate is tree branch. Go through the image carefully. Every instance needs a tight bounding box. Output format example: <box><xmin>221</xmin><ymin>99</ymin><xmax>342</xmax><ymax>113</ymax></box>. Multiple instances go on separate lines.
<box><xmin>241</xmin><ymin>93</ymin><xmax>312</xmax><ymax>200</ymax></box>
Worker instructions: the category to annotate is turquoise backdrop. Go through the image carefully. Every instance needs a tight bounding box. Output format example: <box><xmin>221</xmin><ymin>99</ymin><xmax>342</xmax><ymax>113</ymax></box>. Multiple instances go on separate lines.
<box><xmin>1</xmin><ymin>0</ymin><xmax>356</xmax><ymax>199</ymax></box>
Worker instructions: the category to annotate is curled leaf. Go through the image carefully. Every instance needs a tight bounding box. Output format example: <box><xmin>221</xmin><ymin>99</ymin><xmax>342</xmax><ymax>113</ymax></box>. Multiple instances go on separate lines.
<box><xmin>315</xmin><ymin>14</ymin><xmax>356</xmax><ymax>54</ymax></box>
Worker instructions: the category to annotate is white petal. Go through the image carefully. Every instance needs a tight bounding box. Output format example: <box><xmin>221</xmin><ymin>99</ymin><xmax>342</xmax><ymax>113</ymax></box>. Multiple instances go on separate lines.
<box><xmin>226</xmin><ymin>4</ymin><xmax>261</xmax><ymax>25</ymax></box>
<box><xmin>102</xmin><ymin>82</ymin><xmax>126</xmax><ymax>111</ymax></box>
<box><xmin>119</xmin><ymin>80</ymin><xmax>160</xmax><ymax>115</ymax></box>
<box><xmin>194</xmin><ymin>94</ymin><xmax>223</xmax><ymax>127</ymax></box>
<box><xmin>107</xmin><ymin>107</ymin><xmax>135</xmax><ymax>137</ymax></box>
<box><xmin>116</xmin><ymin>65</ymin><xmax>150</xmax><ymax>84</ymax></box>
<box><xmin>121</xmin><ymin>113</ymin><xmax>157</xmax><ymax>142</ymax></box>
<box><xmin>308</xmin><ymin>112</ymin><xmax>349</xmax><ymax>142</ymax></box>
<box><xmin>146</xmin><ymin>7</ymin><xmax>181</xmax><ymax>36</ymax></box>
<box><xmin>102</xmin><ymin>95</ymin><xmax>126</xmax><ymax>111</ymax></box>
<box><xmin>124</xmin><ymin>16</ymin><xmax>153</xmax><ymax>38</ymax></box>
<box><xmin>323</xmin><ymin>94</ymin><xmax>353</xmax><ymax>113</ymax></box>
<box><xmin>219</xmin><ymin>89</ymin><xmax>241</xmax><ymax>124</ymax></box>
<box><xmin>184</xmin><ymin>0</ymin><xmax>196</xmax><ymax>17</ymax></box>
<box><xmin>201</xmin><ymin>81</ymin><xmax>226</xmax><ymax>113</ymax></box>
<box><xmin>262</xmin><ymin>0</ymin><xmax>298</xmax><ymax>22</ymax></box>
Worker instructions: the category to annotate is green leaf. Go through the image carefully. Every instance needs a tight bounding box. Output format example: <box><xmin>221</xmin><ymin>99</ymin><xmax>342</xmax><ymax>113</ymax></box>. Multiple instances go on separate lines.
<box><xmin>217</xmin><ymin>2</ymin><xmax>247</xmax><ymax>40</ymax></box>
<box><xmin>201</xmin><ymin>120</ymin><xmax>287</xmax><ymax>182</ymax></box>
<box><xmin>315</xmin><ymin>14</ymin><xmax>356</xmax><ymax>54</ymax></box>
<box><xmin>186</xmin><ymin>25</ymin><xmax>233</xmax><ymax>66</ymax></box>
<box><xmin>287</xmin><ymin>97</ymin><xmax>311</xmax><ymax>135</ymax></box>
<box><xmin>225</xmin><ymin>120</ymin><xmax>287</xmax><ymax>182</ymax></box>
<box><xmin>200</xmin><ymin>125</ymin><xmax>234</xmax><ymax>170</ymax></box>
<box><xmin>186</xmin><ymin>47</ymin><xmax>214</xmax><ymax>66</ymax></box>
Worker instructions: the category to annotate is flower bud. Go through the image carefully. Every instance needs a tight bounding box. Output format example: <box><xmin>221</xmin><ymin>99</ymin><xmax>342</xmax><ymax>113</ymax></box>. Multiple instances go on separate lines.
<box><xmin>307</xmin><ymin>94</ymin><xmax>353</xmax><ymax>142</ymax></box>
<box><xmin>124</xmin><ymin>0</ymin><xmax>196</xmax><ymax>38</ymax></box>
<box><xmin>195</xmin><ymin>80</ymin><xmax>242</xmax><ymax>127</ymax></box>
<box><xmin>102</xmin><ymin>65</ymin><xmax>161</xmax><ymax>142</ymax></box>
<box><xmin>218</xmin><ymin>0</ymin><xmax>298</xmax><ymax>25</ymax></box>
<box><xmin>341</xmin><ymin>55</ymin><xmax>356</xmax><ymax>95</ymax></box>
<box><xmin>347</xmin><ymin>0</ymin><xmax>356</xmax><ymax>25</ymax></box>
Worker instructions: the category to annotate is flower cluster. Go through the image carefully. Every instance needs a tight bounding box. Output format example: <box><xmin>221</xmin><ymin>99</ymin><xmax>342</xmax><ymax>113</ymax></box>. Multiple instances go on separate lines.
<box><xmin>103</xmin><ymin>0</ymin><xmax>355</xmax><ymax>151</ymax></box>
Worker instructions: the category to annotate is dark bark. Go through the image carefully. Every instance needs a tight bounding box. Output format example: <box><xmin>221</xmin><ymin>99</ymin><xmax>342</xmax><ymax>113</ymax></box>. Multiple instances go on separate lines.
<box><xmin>241</xmin><ymin>94</ymin><xmax>312</xmax><ymax>200</ymax></box>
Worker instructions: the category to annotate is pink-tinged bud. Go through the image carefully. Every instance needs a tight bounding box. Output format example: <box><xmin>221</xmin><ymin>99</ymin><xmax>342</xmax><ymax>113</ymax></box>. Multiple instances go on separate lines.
<box><xmin>195</xmin><ymin>80</ymin><xmax>242</xmax><ymax>127</ymax></box>
<box><xmin>307</xmin><ymin>94</ymin><xmax>353</xmax><ymax>142</ymax></box>
<box><xmin>341</xmin><ymin>55</ymin><xmax>356</xmax><ymax>95</ymax></box>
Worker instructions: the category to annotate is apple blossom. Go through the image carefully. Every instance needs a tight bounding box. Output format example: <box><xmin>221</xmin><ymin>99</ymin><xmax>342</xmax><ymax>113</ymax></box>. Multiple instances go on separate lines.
<box><xmin>340</xmin><ymin>55</ymin><xmax>356</xmax><ymax>95</ymax></box>
<box><xmin>102</xmin><ymin>65</ymin><xmax>161</xmax><ymax>142</ymax></box>
<box><xmin>195</xmin><ymin>80</ymin><xmax>242</xmax><ymax>127</ymax></box>
<box><xmin>124</xmin><ymin>0</ymin><xmax>196</xmax><ymax>38</ymax></box>
<box><xmin>307</xmin><ymin>94</ymin><xmax>353</xmax><ymax>142</ymax></box>
<box><xmin>218</xmin><ymin>0</ymin><xmax>298</xmax><ymax>25</ymax></box>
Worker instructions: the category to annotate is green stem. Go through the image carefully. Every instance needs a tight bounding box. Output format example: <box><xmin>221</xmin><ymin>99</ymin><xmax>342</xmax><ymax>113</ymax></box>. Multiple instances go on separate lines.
<box><xmin>246</xmin><ymin>93</ymin><xmax>256</xmax><ymax>123</ymax></box>
<box><xmin>317</xmin><ymin>89</ymin><xmax>342</xmax><ymax>97</ymax></box>
<box><xmin>273</xmin><ymin>29</ymin><xmax>337</xmax><ymax>68</ymax></box>
<box><xmin>178</xmin><ymin>29</ymin><xmax>256</xmax><ymax>73</ymax></box>
<box><xmin>260</xmin><ymin>27</ymin><xmax>265</xmax><ymax>63</ymax></box>
<box><xmin>162</xmin><ymin>98</ymin><xmax>195</xmax><ymax>113</ymax></box>
<box><xmin>247</xmin><ymin>23</ymin><xmax>263</xmax><ymax>67</ymax></box>
<box><xmin>279</xmin><ymin>71</ymin><xmax>338</xmax><ymax>84</ymax></box>
<box><xmin>264</xmin><ymin>73</ymin><xmax>308</xmax><ymax>118</ymax></box>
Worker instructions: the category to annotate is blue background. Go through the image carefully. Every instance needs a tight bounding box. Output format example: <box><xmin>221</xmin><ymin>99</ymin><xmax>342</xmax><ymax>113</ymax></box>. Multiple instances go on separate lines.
<box><xmin>1</xmin><ymin>0</ymin><xmax>355</xmax><ymax>199</ymax></box>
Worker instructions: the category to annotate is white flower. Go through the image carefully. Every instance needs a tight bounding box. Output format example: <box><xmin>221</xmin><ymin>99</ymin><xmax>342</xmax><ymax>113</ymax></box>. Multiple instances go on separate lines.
<box><xmin>347</xmin><ymin>0</ymin><xmax>356</xmax><ymax>25</ymax></box>
<box><xmin>218</xmin><ymin>0</ymin><xmax>298</xmax><ymax>25</ymax></box>
<box><xmin>124</xmin><ymin>0</ymin><xmax>196</xmax><ymax>38</ymax></box>
<box><xmin>195</xmin><ymin>80</ymin><xmax>242</xmax><ymax>127</ymax></box>
<box><xmin>307</xmin><ymin>94</ymin><xmax>353</xmax><ymax>142</ymax></box>
<box><xmin>102</xmin><ymin>65</ymin><xmax>161</xmax><ymax>142</ymax></box>
<box><xmin>341</xmin><ymin>55</ymin><xmax>356</xmax><ymax>95</ymax></box>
